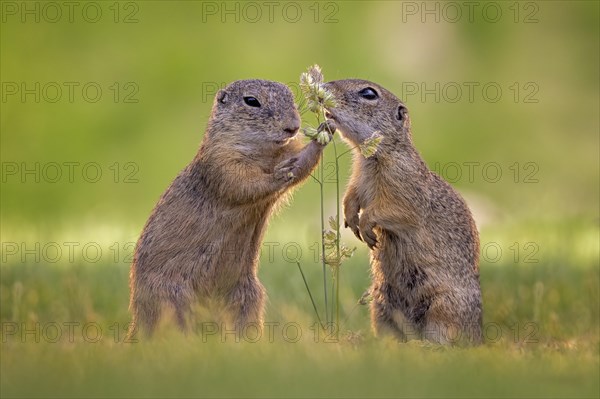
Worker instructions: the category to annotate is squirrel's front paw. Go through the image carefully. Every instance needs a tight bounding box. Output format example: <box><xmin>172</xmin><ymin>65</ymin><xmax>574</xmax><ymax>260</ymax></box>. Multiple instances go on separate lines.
<box><xmin>344</xmin><ymin>210</ymin><xmax>361</xmax><ymax>242</ymax></box>
<box><xmin>343</xmin><ymin>194</ymin><xmax>362</xmax><ymax>241</ymax></box>
<box><xmin>274</xmin><ymin>157</ymin><xmax>299</xmax><ymax>183</ymax></box>
<box><xmin>313</xmin><ymin>120</ymin><xmax>336</xmax><ymax>145</ymax></box>
<box><xmin>358</xmin><ymin>214</ymin><xmax>378</xmax><ymax>250</ymax></box>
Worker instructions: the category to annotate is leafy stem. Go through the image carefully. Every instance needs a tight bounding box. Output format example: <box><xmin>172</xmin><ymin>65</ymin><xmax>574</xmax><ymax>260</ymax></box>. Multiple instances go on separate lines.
<box><xmin>296</xmin><ymin>64</ymin><xmax>357</xmax><ymax>340</ymax></box>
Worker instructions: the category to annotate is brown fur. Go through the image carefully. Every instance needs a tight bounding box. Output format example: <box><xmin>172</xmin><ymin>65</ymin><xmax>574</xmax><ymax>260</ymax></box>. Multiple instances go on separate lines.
<box><xmin>128</xmin><ymin>80</ymin><xmax>328</xmax><ymax>337</ymax></box>
<box><xmin>324</xmin><ymin>79</ymin><xmax>482</xmax><ymax>345</ymax></box>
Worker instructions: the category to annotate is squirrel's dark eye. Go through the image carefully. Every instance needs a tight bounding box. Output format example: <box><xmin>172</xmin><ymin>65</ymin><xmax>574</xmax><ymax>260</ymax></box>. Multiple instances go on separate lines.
<box><xmin>243</xmin><ymin>96</ymin><xmax>261</xmax><ymax>107</ymax></box>
<box><xmin>358</xmin><ymin>87</ymin><xmax>378</xmax><ymax>100</ymax></box>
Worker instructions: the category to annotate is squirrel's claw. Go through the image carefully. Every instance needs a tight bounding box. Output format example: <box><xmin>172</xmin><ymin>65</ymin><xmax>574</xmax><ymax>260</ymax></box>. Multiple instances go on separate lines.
<box><xmin>352</xmin><ymin>226</ymin><xmax>363</xmax><ymax>242</ymax></box>
<box><xmin>344</xmin><ymin>218</ymin><xmax>363</xmax><ymax>242</ymax></box>
<box><xmin>274</xmin><ymin>158</ymin><xmax>300</xmax><ymax>183</ymax></box>
<box><xmin>359</xmin><ymin>215</ymin><xmax>378</xmax><ymax>249</ymax></box>
<box><xmin>317</xmin><ymin>120</ymin><xmax>337</xmax><ymax>135</ymax></box>
<box><xmin>363</xmin><ymin>230</ymin><xmax>378</xmax><ymax>249</ymax></box>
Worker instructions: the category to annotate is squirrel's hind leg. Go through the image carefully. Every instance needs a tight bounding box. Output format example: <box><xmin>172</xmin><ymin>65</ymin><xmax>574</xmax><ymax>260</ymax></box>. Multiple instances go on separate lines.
<box><xmin>370</xmin><ymin>296</ymin><xmax>413</xmax><ymax>342</ymax></box>
<box><xmin>128</xmin><ymin>294</ymin><xmax>161</xmax><ymax>339</ymax></box>
<box><xmin>226</xmin><ymin>276</ymin><xmax>266</xmax><ymax>334</ymax></box>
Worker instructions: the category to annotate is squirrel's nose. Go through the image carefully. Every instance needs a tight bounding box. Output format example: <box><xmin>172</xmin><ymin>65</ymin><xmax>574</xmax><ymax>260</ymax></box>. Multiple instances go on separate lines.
<box><xmin>284</xmin><ymin>124</ymin><xmax>300</xmax><ymax>135</ymax></box>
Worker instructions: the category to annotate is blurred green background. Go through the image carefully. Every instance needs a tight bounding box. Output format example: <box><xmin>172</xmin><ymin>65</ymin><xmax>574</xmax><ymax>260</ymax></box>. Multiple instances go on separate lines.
<box><xmin>1</xmin><ymin>1</ymin><xmax>598</xmax><ymax>398</ymax></box>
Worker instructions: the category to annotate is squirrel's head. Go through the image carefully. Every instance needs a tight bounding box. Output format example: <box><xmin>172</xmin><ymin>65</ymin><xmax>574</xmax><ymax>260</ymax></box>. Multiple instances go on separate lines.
<box><xmin>323</xmin><ymin>79</ymin><xmax>412</xmax><ymax>151</ymax></box>
<box><xmin>207</xmin><ymin>79</ymin><xmax>301</xmax><ymax>149</ymax></box>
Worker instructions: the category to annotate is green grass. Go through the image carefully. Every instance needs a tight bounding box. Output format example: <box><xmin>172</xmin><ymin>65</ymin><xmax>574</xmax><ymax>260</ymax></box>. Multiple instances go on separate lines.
<box><xmin>2</xmin><ymin>337</ymin><xmax>598</xmax><ymax>398</ymax></box>
<box><xmin>1</xmin><ymin>244</ymin><xmax>598</xmax><ymax>398</ymax></box>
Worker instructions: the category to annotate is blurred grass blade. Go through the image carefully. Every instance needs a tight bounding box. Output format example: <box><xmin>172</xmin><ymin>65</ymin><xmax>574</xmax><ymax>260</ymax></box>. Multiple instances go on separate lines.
<box><xmin>296</xmin><ymin>262</ymin><xmax>324</xmax><ymax>330</ymax></box>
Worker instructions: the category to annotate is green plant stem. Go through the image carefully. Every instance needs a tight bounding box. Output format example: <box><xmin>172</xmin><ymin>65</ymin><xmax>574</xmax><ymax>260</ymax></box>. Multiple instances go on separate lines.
<box><xmin>296</xmin><ymin>262</ymin><xmax>324</xmax><ymax>330</ymax></box>
<box><xmin>330</xmin><ymin>273</ymin><xmax>336</xmax><ymax>332</ymax></box>
<box><xmin>337</xmin><ymin>147</ymin><xmax>354</xmax><ymax>160</ymax></box>
<box><xmin>335</xmin><ymin>267</ymin><xmax>340</xmax><ymax>337</ymax></box>
<box><xmin>316</xmin><ymin>114</ymin><xmax>329</xmax><ymax>327</ymax></box>
<box><xmin>332</xmin><ymin>137</ymin><xmax>342</xmax><ymax>339</ymax></box>
<box><xmin>336</xmin><ymin>142</ymin><xmax>364</xmax><ymax>161</ymax></box>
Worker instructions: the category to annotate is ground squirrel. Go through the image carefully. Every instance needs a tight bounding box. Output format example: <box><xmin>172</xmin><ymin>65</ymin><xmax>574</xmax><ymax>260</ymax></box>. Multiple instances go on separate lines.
<box><xmin>323</xmin><ymin>79</ymin><xmax>482</xmax><ymax>345</ymax></box>
<box><xmin>129</xmin><ymin>79</ymin><xmax>330</xmax><ymax>337</ymax></box>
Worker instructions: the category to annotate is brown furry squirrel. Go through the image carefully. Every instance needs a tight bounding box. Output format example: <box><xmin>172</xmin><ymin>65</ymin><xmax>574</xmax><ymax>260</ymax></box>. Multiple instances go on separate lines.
<box><xmin>128</xmin><ymin>79</ymin><xmax>331</xmax><ymax>337</ymax></box>
<box><xmin>323</xmin><ymin>79</ymin><xmax>482</xmax><ymax>345</ymax></box>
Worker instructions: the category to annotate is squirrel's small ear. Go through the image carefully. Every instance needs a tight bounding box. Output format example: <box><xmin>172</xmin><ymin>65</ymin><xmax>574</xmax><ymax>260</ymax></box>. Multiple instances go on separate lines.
<box><xmin>396</xmin><ymin>105</ymin><xmax>408</xmax><ymax>121</ymax></box>
<box><xmin>217</xmin><ymin>90</ymin><xmax>228</xmax><ymax>104</ymax></box>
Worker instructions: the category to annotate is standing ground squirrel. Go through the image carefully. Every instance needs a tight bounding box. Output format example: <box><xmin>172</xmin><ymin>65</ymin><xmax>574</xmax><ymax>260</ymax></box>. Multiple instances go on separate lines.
<box><xmin>129</xmin><ymin>79</ymin><xmax>330</xmax><ymax>337</ymax></box>
<box><xmin>323</xmin><ymin>79</ymin><xmax>482</xmax><ymax>345</ymax></box>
